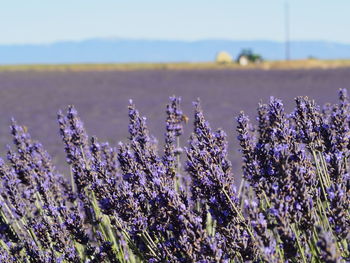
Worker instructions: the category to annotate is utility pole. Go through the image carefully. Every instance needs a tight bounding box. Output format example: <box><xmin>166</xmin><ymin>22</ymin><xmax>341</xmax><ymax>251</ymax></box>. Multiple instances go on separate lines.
<box><xmin>285</xmin><ymin>0</ymin><xmax>290</xmax><ymax>61</ymax></box>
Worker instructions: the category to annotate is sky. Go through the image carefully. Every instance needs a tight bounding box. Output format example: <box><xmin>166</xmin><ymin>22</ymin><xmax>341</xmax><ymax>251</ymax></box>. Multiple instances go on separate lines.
<box><xmin>0</xmin><ymin>0</ymin><xmax>349</xmax><ymax>45</ymax></box>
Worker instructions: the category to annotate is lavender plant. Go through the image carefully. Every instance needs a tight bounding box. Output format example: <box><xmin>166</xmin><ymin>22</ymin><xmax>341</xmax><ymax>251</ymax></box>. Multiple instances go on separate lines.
<box><xmin>0</xmin><ymin>91</ymin><xmax>348</xmax><ymax>262</ymax></box>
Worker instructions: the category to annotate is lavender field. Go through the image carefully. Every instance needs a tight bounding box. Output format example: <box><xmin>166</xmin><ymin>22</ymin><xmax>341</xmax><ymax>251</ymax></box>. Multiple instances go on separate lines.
<box><xmin>1</xmin><ymin>67</ymin><xmax>350</xmax><ymax>262</ymax></box>
<box><xmin>1</xmin><ymin>68</ymin><xmax>350</xmax><ymax>174</ymax></box>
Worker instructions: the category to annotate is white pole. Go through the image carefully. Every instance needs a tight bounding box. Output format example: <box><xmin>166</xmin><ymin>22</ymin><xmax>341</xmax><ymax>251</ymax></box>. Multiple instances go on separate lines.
<box><xmin>285</xmin><ymin>0</ymin><xmax>290</xmax><ymax>61</ymax></box>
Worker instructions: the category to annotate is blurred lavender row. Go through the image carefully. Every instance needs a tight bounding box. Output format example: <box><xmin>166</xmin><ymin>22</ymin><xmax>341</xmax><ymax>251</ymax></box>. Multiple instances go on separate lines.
<box><xmin>1</xmin><ymin>68</ymin><xmax>350</xmax><ymax>176</ymax></box>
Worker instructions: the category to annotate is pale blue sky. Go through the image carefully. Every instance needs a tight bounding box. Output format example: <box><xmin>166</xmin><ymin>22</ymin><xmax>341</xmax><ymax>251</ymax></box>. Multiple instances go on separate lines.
<box><xmin>0</xmin><ymin>0</ymin><xmax>349</xmax><ymax>44</ymax></box>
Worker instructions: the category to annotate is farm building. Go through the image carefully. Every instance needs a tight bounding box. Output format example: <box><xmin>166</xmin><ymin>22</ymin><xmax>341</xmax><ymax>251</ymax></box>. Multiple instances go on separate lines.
<box><xmin>237</xmin><ymin>55</ymin><xmax>249</xmax><ymax>66</ymax></box>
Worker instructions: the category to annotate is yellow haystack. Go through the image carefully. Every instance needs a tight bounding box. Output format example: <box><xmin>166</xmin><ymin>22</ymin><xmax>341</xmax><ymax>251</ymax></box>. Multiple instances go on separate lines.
<box><xmin>215</xmin><ymin>51</ymin><xmax>233</xmax><ymax>64</ymax></box>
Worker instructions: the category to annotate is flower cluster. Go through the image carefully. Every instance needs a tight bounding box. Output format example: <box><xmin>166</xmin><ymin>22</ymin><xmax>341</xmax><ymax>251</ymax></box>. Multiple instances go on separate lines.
<box><xmin>237</xmin><ymin>91</ymin><xmax>349</xmax><ymax>262</ymax></box>
<box><xmin>0</xmin><ymin>91</ymin><xmax>348</xmax><ymax>262</ymax></box>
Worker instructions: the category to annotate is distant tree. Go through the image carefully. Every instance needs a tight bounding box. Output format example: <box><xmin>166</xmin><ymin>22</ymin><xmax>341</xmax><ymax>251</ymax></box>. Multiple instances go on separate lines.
<box><xmin>236</xmin><ymin>49</ymin><xmax>263</xmax><ymax>65</ymax></box>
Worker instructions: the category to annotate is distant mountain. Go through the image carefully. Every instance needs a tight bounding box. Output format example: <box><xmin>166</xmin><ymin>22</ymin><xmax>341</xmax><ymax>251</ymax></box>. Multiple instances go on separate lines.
<box><xmin>1</xmin><ymin>39</ymin><xmax>350</xmax><ymax>64</ymax></box>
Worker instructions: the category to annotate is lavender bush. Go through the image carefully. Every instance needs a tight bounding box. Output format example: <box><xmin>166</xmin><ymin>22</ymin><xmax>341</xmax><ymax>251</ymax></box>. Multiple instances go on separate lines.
<box><xmin>0</xmin><ymin>92</ymin><xmax>349</xmax><ymax>262</ymax></box>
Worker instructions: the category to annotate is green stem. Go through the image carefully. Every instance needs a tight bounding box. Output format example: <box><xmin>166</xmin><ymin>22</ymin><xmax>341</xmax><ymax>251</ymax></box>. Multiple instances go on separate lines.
<box><xmin>222</xmin><ymin>188</ymin><xmax>255</xmax><ymax>241</ymax></box>
<box><xmin>291</xmin><ymin>224</ymin><xmax>307</xmax><ymax>263</ymax></box>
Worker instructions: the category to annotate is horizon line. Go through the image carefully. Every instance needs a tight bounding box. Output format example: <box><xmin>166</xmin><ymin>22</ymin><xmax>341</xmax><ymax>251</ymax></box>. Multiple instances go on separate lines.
<box><xmin>1</xmin><ymin>37</ymin><xmax>350</xmax><ymax>46</ymax></box>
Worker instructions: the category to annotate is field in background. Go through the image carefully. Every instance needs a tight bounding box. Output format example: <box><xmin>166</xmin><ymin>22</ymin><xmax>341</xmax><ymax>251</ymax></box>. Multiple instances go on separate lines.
<box><xmin>1</xmin><ymin>68</ymin><xmax>350</xmax><ymax>175</ymax></box>
<box><xmin>1</xmin><ymin>59</ymin><xmax>350</xmax><ymax>71</ymax></box>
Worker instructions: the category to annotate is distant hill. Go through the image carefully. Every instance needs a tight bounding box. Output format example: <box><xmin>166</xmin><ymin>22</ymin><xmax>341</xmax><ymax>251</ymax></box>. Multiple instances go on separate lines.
<box><xmin>1</xmin><ymin>38</ymin><xmax>350</xmax><ymax>64</ymax></box>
